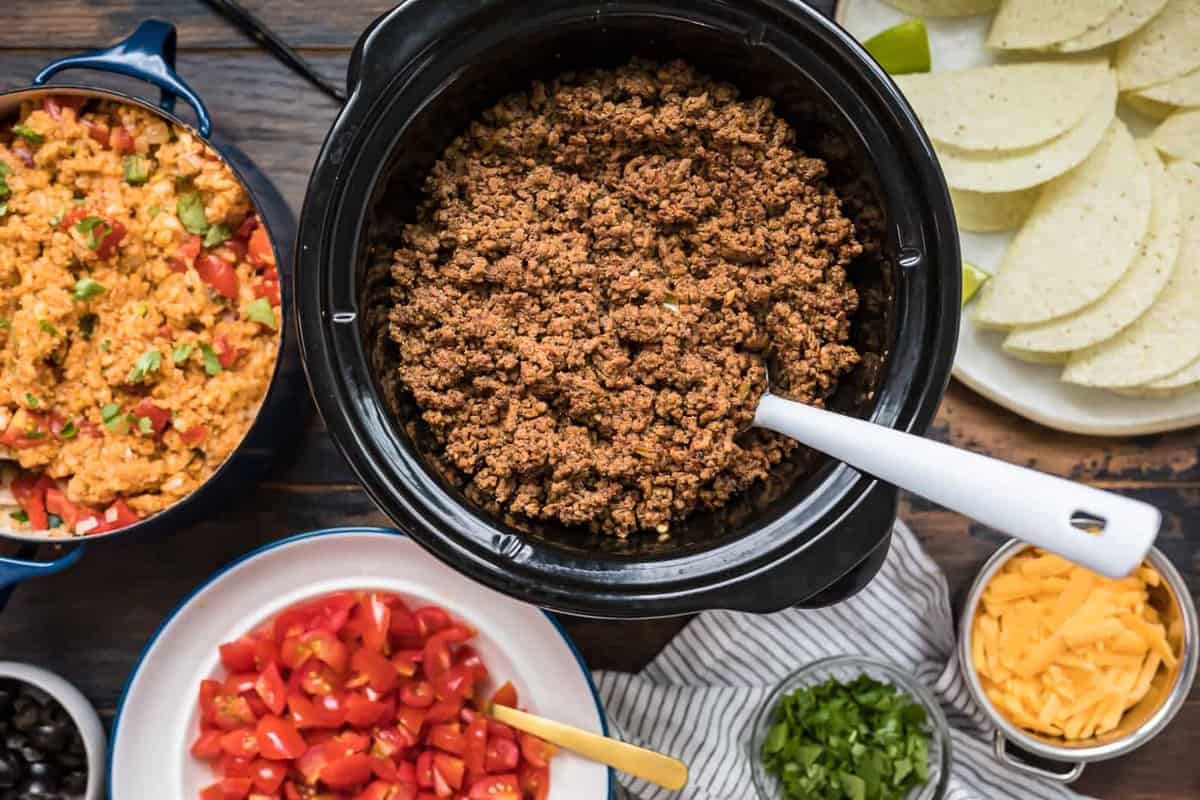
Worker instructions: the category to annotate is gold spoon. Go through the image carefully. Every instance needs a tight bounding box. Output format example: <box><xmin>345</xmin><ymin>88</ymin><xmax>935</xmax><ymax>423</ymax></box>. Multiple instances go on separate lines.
<box><xmin>490</xmin><ymin>704</ymin><xmax>689</xmax><ymax>790</ymax></box>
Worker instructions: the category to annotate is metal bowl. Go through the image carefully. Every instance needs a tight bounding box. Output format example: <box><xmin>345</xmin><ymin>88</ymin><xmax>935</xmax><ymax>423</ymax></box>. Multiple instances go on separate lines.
<box><xmin>958</xmin><ymin>539</ymin><xmax>1198</xmax><ymax>782</ymax></box>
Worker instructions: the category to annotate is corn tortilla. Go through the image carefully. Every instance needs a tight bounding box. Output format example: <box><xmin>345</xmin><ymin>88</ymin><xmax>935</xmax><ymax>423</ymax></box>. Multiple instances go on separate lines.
<box><xmin>1123</xmin><ymin>92</ymin><xmax>1180</xmax><ymax>121</ymax></box>
<box><xmin>1135</xmin><ymin>65</ymin><xmax>1200</xmax><ymax>107</ymax></box>
<box><xmin>987</xmin><ymin>0</ymin><xmax>1122</xmax><ymax>50</ymax></box>
<box><xmin>1003</xmin><ymin>142</ymin><xmax>1181</xmax><ymax>353</ymax></box>
<box><xmin>1062</xmin><ymin>161</ymin><xmax>1200</xmax><ymax>387</ymax></box>
<box><xmin>896</xmin><ymin>60</ymin><xmax>1109</xmax><ymax>152</ymax></box>
<box><xmin>1151</xmin><ymin>109</ymin><xmax>1200</xmax><ymax>164</ymax></box>
<box><xmin>936</xmin><ymin>68</ymin><xmax>1118</xmax><ymax>192</ymax></box>
<box><xmin>952</xmin><ymin>186</ymin><xmax>1041</xmax><ymax>232</ymax></box>
<box><xmin>1051</xmin><ymin>0</ymin><xmax>1169</xmax><ymax>53</ymax></box>
<box><xmin>1116</xmin><ymin>0</ymin><xmax>1200</xmax><ymax>91</ymax></box>
<box><xmin>974</xmin><ymin>121</ymin><xmax>1151</xmax><ymax>327</ymax></box>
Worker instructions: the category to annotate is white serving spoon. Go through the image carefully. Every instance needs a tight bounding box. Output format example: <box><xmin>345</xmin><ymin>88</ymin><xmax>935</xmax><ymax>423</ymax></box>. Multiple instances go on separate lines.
<box><xmin>754</xmin><ymin>388</ymin><xmax>1160</xmax><ymax>578</ymax></box>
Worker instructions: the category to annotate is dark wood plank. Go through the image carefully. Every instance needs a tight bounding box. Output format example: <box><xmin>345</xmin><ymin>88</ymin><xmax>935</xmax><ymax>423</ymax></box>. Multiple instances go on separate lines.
<box><xmin>0</xmin><ymin>1</ymin><xmax>393</xmax><ymax>50</ymax></box>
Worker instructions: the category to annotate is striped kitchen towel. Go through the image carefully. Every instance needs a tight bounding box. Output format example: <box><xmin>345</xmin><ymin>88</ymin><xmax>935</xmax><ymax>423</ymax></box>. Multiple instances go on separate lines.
<box><xmin>595</xmin><ymin>521</ymin><xmax>1092</xmax><ymax>800</ymax></box>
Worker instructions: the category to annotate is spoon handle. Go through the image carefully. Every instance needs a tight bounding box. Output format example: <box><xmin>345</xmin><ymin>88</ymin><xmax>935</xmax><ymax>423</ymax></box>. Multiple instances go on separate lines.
<box><xmin>490</xmin><ymin>704</ymin><xmax>689</xmax><ymax>790</ymax></box>
<box><xmin>754</xmin><ymin>394</ymin><xmax>1159</xmax><ymax>577</ymax></box>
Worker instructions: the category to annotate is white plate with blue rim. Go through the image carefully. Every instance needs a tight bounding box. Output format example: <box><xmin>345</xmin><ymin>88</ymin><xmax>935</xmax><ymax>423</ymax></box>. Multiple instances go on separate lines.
<box><xmin>837</xmin><ymin>0</ymin><xmax>1200</xmax><ymax>436</ymax></box>
<box><xmin>107</xmin><ymin>527</ymin><xmax>613</xmax><ymax>799</ymax></box>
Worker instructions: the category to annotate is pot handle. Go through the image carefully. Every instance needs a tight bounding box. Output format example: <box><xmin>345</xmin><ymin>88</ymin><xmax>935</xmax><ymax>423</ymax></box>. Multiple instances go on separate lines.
<box><xmin>993</xmin><ymin>731</ymin><xmax>1085</xmax><ymax>783</ymax></box>
<box><xmin>0</xmin><ymin>544</ymin><xmax>86</xmax><ymax>613</ymax></box>
<box><xmin>32</xmin><ymin>20</ymin><xmax>212</xmax><ymax>138</ymax></box>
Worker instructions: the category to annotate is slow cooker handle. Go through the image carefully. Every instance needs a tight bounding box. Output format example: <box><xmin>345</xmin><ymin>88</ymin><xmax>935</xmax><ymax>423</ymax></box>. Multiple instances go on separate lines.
<box><xmin>0</xmin><ymin>544</ymin><xmax>86</xmax><ymax>613</ymax></box>
<box><xmin>31</xmin><ymin>20</ymin><xmax>213</xmax><ymax>138</ymax></box>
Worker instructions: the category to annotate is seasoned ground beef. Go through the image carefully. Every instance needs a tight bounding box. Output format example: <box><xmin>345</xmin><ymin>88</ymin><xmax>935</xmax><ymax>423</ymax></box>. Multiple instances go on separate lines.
<box><xmin>386</xmin><ymin>59</ymin><xmax>861</xmax><ymax>538</ymax></box>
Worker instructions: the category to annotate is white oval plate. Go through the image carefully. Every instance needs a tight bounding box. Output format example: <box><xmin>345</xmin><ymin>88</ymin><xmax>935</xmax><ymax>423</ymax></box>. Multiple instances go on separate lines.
<box><xmin>108</xmin><ymin>528</ymin><xmax>612</xmax><ymax>799</ymax></box>
<box><xmin>838</xmin><ymin>0</ymin><xmax>1200</xmax><ymax>436</ymax></box>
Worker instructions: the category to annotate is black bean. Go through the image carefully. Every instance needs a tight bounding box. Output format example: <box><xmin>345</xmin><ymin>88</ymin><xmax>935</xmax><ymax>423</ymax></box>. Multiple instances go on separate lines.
<box><xmin>60</xmin><ymin>770</ymin><xmax>85</xmax><ymax>794</ymax></box>
<box><xmin>0</xmin><ymin>752</ymin><xmax>21</xmax><ymax>788</ymax></box>
<box><xmin>8</xmin><ymin>710</ymin><xmax>35</xmax><ymax>736</ymax></box>
<box><xmin>14</xmin><ymin>747</ymin><xmax>40</xmax><ymax>766</ymax></box>
<box><xmin>54</xmin><ymin>750</ymin><xmax>84</xmax><ymax>771</ymax></box>
<box><xmin>15</xmin><ymin>778</ymin><xmax>54</xmax><ymax>799</ymax></box>
<box><xmin>23</xmin><ymin>764</ymin><xmax>55</xmax><ymax>788</ymax></box>
<box><xmin>1</xmin><ymin>737</ymin><xmax>23</xmax><ymax>753</ymax></box>
<box><xmin>25</xmin><ymin>728</ymin><xmax>62</xmax><ymax>758</ymax></box>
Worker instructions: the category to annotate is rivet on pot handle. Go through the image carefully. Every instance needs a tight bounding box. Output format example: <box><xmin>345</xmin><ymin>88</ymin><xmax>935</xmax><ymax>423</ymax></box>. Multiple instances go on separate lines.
<box><xmin>0</xmin><ymin>545</ymin><xmax>86</xmax><ymax>613</ymax></box>
<box><xmin>993</xmin><ymin>730</ymin><xmax>1085</xmax><ymax>783</ymax></box>
<box><xmin>31</xmin><ymin>20</ymin><xmax>213</xmax><ymax>138</ymax></box>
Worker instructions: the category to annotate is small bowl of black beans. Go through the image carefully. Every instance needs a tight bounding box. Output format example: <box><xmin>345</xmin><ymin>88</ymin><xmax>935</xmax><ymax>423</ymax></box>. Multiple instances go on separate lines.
<box><xmin>0</xmin><ymin>663</ymin><xmax>104</xmax><ymax>800</ymax></box>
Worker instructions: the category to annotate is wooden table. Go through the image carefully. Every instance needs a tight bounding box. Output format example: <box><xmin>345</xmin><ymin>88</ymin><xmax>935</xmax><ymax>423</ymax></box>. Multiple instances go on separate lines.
<box><xmin>1</xmin><ymin>2</ymin><xmax>1196</xmax><ymax>797</ymax></box>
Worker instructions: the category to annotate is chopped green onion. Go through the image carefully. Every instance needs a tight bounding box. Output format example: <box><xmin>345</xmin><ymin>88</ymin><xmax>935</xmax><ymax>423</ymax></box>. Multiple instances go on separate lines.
<box><xmin>23</xmin><ymin>431</ymin><xmax>45</xmax><ymax>440</ymax></box>
<box><xmin>147</xmin><ymin>205</ymin><xmax>161</xmax><ymax>219</ymax></box>
<box><xmin>59</xmin><ymin>420</ymin><xmax>78</xmax><ymax>439</ymax></box>
<box><xmin>176</xmin><ymin>191</ymin><xmax>209</xmax><ymax>235</ymax></box>
<box><xmin>10</xmin><ymin>511</ymin><xmax>28</xmax><ymax>523</ymax></box>
<box><xmin>126</xmin><ymin>348</ymin><xmax>162</xmax><ymax>383</ymax></box>
<box><xmin>0</xmin><ymin>319</ymin><xmax>10</xmax><ymax>329</ymax></box>
<box><xmin>136</xmin><ymin>416</ymin><xmax>153</xmax><ymax>435</ymax></box>
<box><xmin>12</xmin><ymin>124</ymin><xmax>44</xmax><ymax>145</ymax></box>
<box><xmin>134</xmin><ymin>302</ymin><xmax>148</xmax><ymax>317</ymax></box>
<box><xmin>245</xmin><ymin>297</ymin><xmax>277</xmax><ymax>330</ymax></box>
<box><xmin>122</xmin><ymin>154</ymin><xmax>149</xmax><ymax>184</ymax></box>
<box><xmin>71</xmin><ymin>197</ymin><xmax>86</xmax><ymax>206</ymax></box>
<box><xmin>24</xmin><ymin>393</ymin><xmax>39</xmax><ymax>408</ymax></box>
<box><xmin>0</xmin><ymin>202</ymin><xmax>7</xmax><ymax>218</ymax></box>
<box><xmin>48</xmin><ymin>214</ymin><xmax>61</xmax><ymax>227</ymax></box>
<box><xmin>47</xmin><ymin>513</ymin><xmax>62</xmax><ymax>529</ymax></box>
<box><xmin>73</xmin><ymin>277</ymin><xmax>106</xmax><ymax>301</ymax></box>
<box><xmin>38</xmin><ymin>319</ymin><xmax>59</xmax><ymax>337</ymax></box>
<box><xmin>0</xmin><ymin>163</ymin><xmax>9</xmax><ymax>202</ymax></box>
<box><xmin>74</xmin><ymin>216</ymin><xmax>110</xmax><ymax>250</ymax></box>
<box><xmin>100</xmin><ymin>338</ymin><xmax>111</xmax><ymax>352</ymax></box>
<box><xmin>100</xmin><ymin>403</ymin><xmax>121</xmax><ymax>423</ymax></box>
<box><xmin>172</xmin><ymin>342</ymin><xmax>193</xmax><ymax>366</ymax></box>
<box><xmin>203</xmin><ymin>223</ymin><xmax>231</xmax><ymax>248</ymax></box>
<box><xmin>199</xmin><ymin>343</ymin><xmax>222</xmax><ymax>376</ymax></box>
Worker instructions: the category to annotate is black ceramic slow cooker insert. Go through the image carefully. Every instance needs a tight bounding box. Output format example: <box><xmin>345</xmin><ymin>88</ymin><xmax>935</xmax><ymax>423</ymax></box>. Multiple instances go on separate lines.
<box><xmin>296</xmin><ymin>0</ymin><xmax>960</xmax><ymax>618</ymax></box>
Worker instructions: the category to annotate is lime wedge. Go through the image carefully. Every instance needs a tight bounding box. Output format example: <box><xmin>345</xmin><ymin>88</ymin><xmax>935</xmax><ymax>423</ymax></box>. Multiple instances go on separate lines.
<box><xmin>962</xmin><ymin>260</ymin><xmax>990</xmax><ymax>306</ymax></box>
<box><xmin>864</xmin><ymin>19</ymin><xmax>932</xmax><ymax>76</ymax></box>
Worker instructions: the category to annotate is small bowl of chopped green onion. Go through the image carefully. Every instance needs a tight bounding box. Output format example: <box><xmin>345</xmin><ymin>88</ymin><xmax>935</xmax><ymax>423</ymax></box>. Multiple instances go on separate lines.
<box><xmin>751</xmin><ymin>655</ymin><xmax>952</xmax><ymax>800</ymax></box>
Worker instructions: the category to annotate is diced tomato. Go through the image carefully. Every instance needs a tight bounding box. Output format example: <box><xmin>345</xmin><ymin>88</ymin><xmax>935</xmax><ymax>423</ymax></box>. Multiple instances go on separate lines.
<box><xmin>350</xmin><ymin>647</ymin><xmax>398</xmax><ymax>694</ymax></box>
<box><xmin>192</xmin><ymin>593</ymin><xmax>553</xmax><ymax>800</ymax></box>
<box><xmin>1</xmin><ymin>410</ymin><xmax>52</xmax><ymax>451</ymax></box>
<box><xmin>467</xmin><ymin>774</ymin><xmax>520</xmax><ymax>800</ymax></box>
<box><xmin>518</xmin><ymin>763</ymin><xmax>549</xmax><ymax>800</ymax></box>
<box><xmin>517</xmin><ymin>734</ymin><xmax>555</xmax><ymax>769</ymax></box>
<box><xmin>250</xmin><ymin>759</ymin><xmax>287</xmax><ymax>794</ymax></box>
<box><xmin>110</xmin><ymin>126</ymin><xmax>135</xmax><ymax>154</ymax></box>
<box><xmin>86</xmin><ymin>120</ymin><xmax>110</xmax><ymax>148</ymax></box>
<box><xmin>200</xmin><ymin>783</ymin><xmax>224</xmax><ymax>800</ymax></box>
<box><xmin>221</xmin><ymin>728</ymin><xmax>259</xmax><ymax>759</ymax></box>
<box><xmin>172</xmin><ymin>234</ymin><xmax>203</xmax><ymax>272</ymax></box>
<box><xmin>247</xmin><ymin>226</ymin><xmax>274</xmax><ymax>267</ymax></box>
<box><xmin>255</xmin><ymin>662</ymin><xmax>287</xmax><ymax>716</ymax></box>
<box><xmin>133</xmin><ymin>399</ymin><xmax>171</xmax><ymax>435</ymax></box>
<box><xmin>321</xmin><ymin>752</ymin><xmax>373</xmax><ymax>788</ymax></box>
<box><xmin>219</xmin><ymin>637</ymin><xmax>274</xmax><ymax>673</ymax></box>
<box><xmin>422</xmin><ymin>627</ymin><xmax>472</xmax><ymax>680</ymax></box>
<box><xmin>344</xmin><ymin>693</ymin><xmax>391</xmax><ymax>728</ymax></box>
<box><xmin>413</xmin><ymin>607</ymin><xmax>450</xmax><ymax>639</ymax></box>
<box><xmin>180</xmin><ymin>424</ymin><xmax>209</xmax><ymax>445</ymax></box>
<box><xmin>427</xmin><ymin>724</ymin><xmax>464</xmax><ymax>757</ymax></box>
<box><xmin>484</xmin><ymin>737</ymin><xmax>519</xmax><ymax>773</ymax></box>
<box><xmin>43</xmin><ymin>95</ymin><xmax>85</xmax><ymax>121</ymax></box>
<box><xmin>192</xmin><ymin>729</ymin><xmax>225</xmax><ymax>760</ymax></box>
<box><xmin>11</xmin><ymin>473</ymin><xmax>53</xmax><ymax>530</ymax></box>
<box><xmin>86</xmin><ymin>498</ymin><xmax>140</xmax><ymax>534</ymax></box>
<box><xmin>196</xmin><ymin>253</ymin><xmax>240</xmax><ymax>300</ymax></box>
<box><xmin>463</xmin><ymin>718</ymin><xmax>488</xmax><ymax>776</ymax></box>
<box><xmin>215</xmin><ymin>335</ymin><xmax>245</xmax><ymax>370</ymax></box>
<box><xmin>236</xmin><ymin>214</ymin><xmax>260</xmax><ymax>241</ymax></box>
<box><xmin>256</xmin><ymin>715</ymin><xmax>307</xmax><ymax>761</ymax></box>
<box><xmin>254</xmin><ymin>276</ymin><xmax>282</xmax><ymax>307</ymax></box>
<box><xmin>94</xmin><ymin>220</ymin><xmax>126</xmax><ymax>259</ymax></box>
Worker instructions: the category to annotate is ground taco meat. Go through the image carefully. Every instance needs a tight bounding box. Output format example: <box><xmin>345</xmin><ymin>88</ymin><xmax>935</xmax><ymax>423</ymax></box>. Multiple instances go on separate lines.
<box><xmin>0</xmin><ymin>97</ymin><xmax>281</xmax><ymax>536</ymax></box>
<box><xmin>387</xmin><ymin>59</ymin><xmax>861</xmax><ymax>537</ymax></box>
